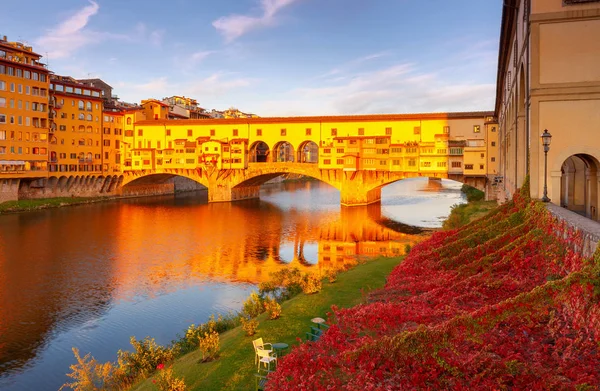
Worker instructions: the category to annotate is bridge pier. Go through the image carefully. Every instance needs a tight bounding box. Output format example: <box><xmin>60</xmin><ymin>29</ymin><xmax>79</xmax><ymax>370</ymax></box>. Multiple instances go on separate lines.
<box><xmin>340</xmin><ymin>187</ymin><xmax>381</xmax><ymax>206</ymax></box>
<box><xmin>209</xmin><ymin>184</ymin><xmax>260</xmax><ymax>203</ymax></box>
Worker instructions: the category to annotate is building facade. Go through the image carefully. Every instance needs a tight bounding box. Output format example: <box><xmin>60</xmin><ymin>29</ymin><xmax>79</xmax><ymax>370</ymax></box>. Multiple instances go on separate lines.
<box><xmin>496</xmin><ymin>0</ymin><xmax>600</xmax><ymax>221</ymax></box>
<box><xmin>0</xmin><ymin>36</ymin><xmax>50</xmax><ymax>176</ymax></box>
<box><xmin>49</xmin><ymin>75</ymin><xmax>104</xmax><ymax>173</ymax></box>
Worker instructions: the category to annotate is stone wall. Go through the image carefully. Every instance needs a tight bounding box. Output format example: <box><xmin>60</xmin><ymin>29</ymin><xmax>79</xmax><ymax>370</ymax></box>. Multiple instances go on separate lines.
<box><xmin>0</xmin><ymin>179</ymin><xmax>19</xmax><ymax>203</ymax></box>
<box><xmin>546</xmin><ymin>203</ymin><xmax>600</xmax><ymax>258</ymax></box>
<box><xmin>170</xmin><ymin>176</ymin><xmax>206</xmax><ymax>192</ymax></box>
<box><xmin>120</xmin><ymin>183</ymin><xmax>175</xmax><ymax>197</ymax></box>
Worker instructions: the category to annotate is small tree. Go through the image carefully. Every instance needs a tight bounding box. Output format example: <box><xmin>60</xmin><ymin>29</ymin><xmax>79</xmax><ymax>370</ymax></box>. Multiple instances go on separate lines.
<box><xmin>263</xmin><ymin>297</ymin><xmax>282</xmax><ymax>319</ymax></box>
<box><xmin>153</xmin><ymin>365</ymin><xmax>187</xmax><ymax>391</ymax></box>
<box><xmin>240</xmin><ymin>316</ymin><xmax>259</xmax><ymax>336</ymax></box>
<box><xmin>198</xmin><ymin>330</ymin><xmax>220</xmax><ymax>363</ymax></box>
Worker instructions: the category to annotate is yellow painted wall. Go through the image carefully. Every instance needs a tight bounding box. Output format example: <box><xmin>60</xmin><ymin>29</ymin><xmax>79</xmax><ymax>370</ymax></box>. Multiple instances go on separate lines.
<box><xmin>532</xmin><ymin>0</ymin><xmax>600</xmax><ymax>14</ymax></box>
<box><xmin>539</xmin><ymin>19</ymin><xmax>600</xmax><ymax>84</ymax></box>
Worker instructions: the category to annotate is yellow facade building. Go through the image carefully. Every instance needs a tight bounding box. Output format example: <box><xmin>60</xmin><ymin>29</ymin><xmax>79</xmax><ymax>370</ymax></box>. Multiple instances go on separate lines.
<box><xmin>496</xmin><ymin>0</ymin><xmax>600</xmax><ymax>221</ymax></box>
<box><xmin>132</xmin><ymin>112</ymin><xmax>494</xmax><ymax>181</ymax></box>
<box><xmin>102</xmin><ymin>108</ymin><xmax>124</xmax><ymax>174</ymax></box>
<box><xmin>49</xmin><ymin>76</ymin><xmax>104</xmax><ymax>173</ymax></box>
<box><xmin>0</xmin><ymin>36</ymin><xmax>50</xmax><ymax>175</ymax></box>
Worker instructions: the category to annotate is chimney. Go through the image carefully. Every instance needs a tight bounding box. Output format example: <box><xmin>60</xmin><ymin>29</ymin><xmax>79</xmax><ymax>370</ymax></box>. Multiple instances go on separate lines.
<box><xmin>2</xmin><ymin>36</ymin><xmax>7</xmax><ymax>41</ymax></box>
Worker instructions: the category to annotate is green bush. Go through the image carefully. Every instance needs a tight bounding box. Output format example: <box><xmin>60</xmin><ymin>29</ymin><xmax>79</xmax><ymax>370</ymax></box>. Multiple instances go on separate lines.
<box><xmin>242</xmin><ymin>292</ymin><xmax>265</xmax><ymax>318</ymax></box>
<box><xmin>461</xmin><ymin>184</ymin><xmax>485</xmax><ymax>202</ymax></box>
<box><xmin>117</xmin><ymin>337</ymin><xmax>175</xmax><ymax>378</ymax></box>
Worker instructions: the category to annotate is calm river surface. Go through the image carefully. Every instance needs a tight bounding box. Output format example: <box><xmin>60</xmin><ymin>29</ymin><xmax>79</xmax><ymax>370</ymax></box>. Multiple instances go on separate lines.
<box><xmin>0</xmin><ymin>178</ymin><xmax>465</xmax><ymax>390</ymax></box>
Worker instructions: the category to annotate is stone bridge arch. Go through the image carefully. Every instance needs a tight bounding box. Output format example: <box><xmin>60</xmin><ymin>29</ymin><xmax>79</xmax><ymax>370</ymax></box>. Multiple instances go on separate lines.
<box><xmin>119</xmin><ymin>169</ymin><xmax>209</xmax><ymax>197</ymax></box>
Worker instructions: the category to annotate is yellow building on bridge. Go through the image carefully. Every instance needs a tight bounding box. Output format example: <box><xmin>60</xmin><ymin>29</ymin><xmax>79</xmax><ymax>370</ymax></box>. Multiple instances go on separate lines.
<box><xmin>118</xmin><ymin>111</ymin><xmax>497</xmax><ymax>205</ymax></box>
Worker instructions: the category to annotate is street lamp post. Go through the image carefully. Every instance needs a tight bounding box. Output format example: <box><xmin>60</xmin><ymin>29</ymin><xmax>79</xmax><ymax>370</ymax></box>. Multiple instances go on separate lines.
<box><xmin>541</xmin><ymin>129</ymin><xmax>552</xmax><ymax>202</ymax></box>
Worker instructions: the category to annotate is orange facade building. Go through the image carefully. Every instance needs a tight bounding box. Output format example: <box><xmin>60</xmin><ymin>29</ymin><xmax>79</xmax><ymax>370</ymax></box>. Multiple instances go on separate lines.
<box><xmin>49</xmin><ymin>76</ymin><xmax>104</xmax><ymax>173</ymax></box>
<box><xmin>0</xmin><ymin>36</ymin><xmax>50</xmax><ymax>176</ymax></box>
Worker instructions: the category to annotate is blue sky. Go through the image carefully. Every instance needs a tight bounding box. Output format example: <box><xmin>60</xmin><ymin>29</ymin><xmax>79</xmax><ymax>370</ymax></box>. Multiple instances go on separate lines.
<box><xmin>1</xmin><ymin>0</ymin><xmax>502</xmax><ymax>116</ymax></box>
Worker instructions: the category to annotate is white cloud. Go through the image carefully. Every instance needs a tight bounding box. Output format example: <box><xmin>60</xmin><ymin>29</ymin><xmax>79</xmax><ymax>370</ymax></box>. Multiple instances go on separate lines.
<box><xmin>36</xmin><ymin>4</ymin><xmax>168</xmax><ymax>60</ymax></box>
<box><xmin>36</xmin><ymin>0</ymin><xmax>100</xmax><ymax>59</ymax></box>
<box><xmin>190</xmin><ymin>51</ymin><xmax>214</xmax><ymax>62</ymax></box>
<box><xmin>250</xmin><ymin>63</ymin><xmax>495</xmax><ymax>116</ymax></box>
<box><xmin>149</xmin><ymin>30</ymin><xmax>165</xmax><ymax>47</ymax></box>
<box><xmin>117</xmin><ymin>73</ymin><xmax>258</xmax><ymax>103</ymax></box>
<box><xmin>213</xmin><ymin>0</ymin><xmax>300</xmax><ymax>42</ymax></box>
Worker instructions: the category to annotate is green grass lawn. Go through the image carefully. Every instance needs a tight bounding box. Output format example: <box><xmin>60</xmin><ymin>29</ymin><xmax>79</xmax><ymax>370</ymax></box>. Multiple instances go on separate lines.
<box><xmin>131</xmin><ymin>256</ymin><xmax>403</xmax><ymax>391</ymax></box>
<box><xmin>0</xmin><ymin>197</ymin><xmax>105</xmax><ymax>214</ymax></box>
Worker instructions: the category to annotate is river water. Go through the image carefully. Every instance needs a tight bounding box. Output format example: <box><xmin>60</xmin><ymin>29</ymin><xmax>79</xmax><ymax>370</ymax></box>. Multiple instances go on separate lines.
<box><xmin>0</xmin><ymin>178</ymin><xmax>465</xmax><ymax>390</ymax></box>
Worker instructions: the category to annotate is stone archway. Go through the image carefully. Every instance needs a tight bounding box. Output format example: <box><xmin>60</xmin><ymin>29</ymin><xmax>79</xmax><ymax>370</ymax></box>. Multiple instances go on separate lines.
<box><xmin>560</xmin><ymin>154</ymin><xmax>599</xmax><ymax>221</ymax></box>
<box><xmin>297</xmin><ymin>141</ymin><xmax>319</xmax><ymax>163</ymax></box>
<box><xmin>249</xmin><ymin>141</ymin><xmax>270</xmax><ymax>163</ymax></box>
<box><xmin>273</xmin><ymin>142</ymin><xmax>294</xmax><ymax>163</ymax></box>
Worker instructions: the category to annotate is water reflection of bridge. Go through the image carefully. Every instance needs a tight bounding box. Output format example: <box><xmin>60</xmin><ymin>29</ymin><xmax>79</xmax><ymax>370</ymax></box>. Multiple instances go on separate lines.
<box><xmin>137</xmin><ymin>198</ymin><xmax>425</xmax><ymax>287</ymax></box>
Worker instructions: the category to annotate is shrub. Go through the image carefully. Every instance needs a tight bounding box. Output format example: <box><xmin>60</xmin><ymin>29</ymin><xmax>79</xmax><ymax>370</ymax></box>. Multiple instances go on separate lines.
<box><xmin>461</xmin><ymin>184</ymin><xmax>485</xmax><ymax>202</ymax></box>
<box><xmin>326</xmin><ymin>269</ymin><xmax>338</xmax><ymax>283</ymax></box>
<box><xmin>301</xmin><ymin>273</ymin><xmax>322</xmax><ymax>294</ymax></box>
<box><xmin>269</xmin><ymin>268</ymin><xmax>304</xmax><ymax>299</ymax></box>
<box><xmin>404</xmin><ymin>244</ymin><xmax>412</xmax><ymax>255</ymax></box>
<box><xmin>61</xmin><ymin>348</ymin><xmax>125</xmax><ymax>391</ymax></box>
<box><xmin>263</xmin><ymin>297</ymin><xmax>282</xmax><ymax>319</ymax></box>
<box><xmin>240</xmin><ymin>316</ymin><xmax>259</xmax><ymax>336</ymax></box>
<box><xmin>153</xmin><ymin>365</ymin><xmax>187</xmax><ymax>391</ymax></box>
<box><xmin>242</xmin><ymin>292</ymin><xmax>265</xmax><ymax>318</ymax></box>
<box><xmin>117</xmin><ymin>337</ymin><xmax>175</xmax><ymax>378</ymax></box>
<box><xmin>197</xmin><ymin>330</ymin><xmax>220</xmax><ymax>363</ymax></box>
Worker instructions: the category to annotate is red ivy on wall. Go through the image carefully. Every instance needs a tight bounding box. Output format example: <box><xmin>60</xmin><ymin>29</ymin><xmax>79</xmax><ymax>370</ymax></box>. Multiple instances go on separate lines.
<box><xmin>267</xmin><ymin>194</ymin><xmax>600</xmax><ymax>390</ymax></box>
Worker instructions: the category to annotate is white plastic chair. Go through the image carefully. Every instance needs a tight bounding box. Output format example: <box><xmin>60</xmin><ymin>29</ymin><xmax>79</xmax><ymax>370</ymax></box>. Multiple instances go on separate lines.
<box><xmin>256</xmin><ymin>347</ymin><xmax>277</xmax><ymax>371</ymax></box>
<box><xmin>252</xmin><ymin>338</ymin><xmax>273</xmax><ymax>365</ymax></box>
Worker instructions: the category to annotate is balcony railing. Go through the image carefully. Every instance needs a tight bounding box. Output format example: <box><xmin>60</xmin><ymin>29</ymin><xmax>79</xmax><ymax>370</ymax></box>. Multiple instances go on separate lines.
<box><xmin>78</xmin><ymin>158</ymin><xmax>94</xmax><ymax>163</ymax></box>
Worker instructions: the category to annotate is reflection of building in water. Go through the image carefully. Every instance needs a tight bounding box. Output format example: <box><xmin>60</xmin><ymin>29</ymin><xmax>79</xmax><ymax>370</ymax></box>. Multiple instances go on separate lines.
<box><xmin>109</xmin><ymin>193</ymin><xmax>426</xmax><ymax>295</ymax></box>
<box><xmin>0</xmin><ymin>211</ymin><xmax>117</xmax><ymax>376</ymax></box>
<box><xmin>318</xmin><ymin>203</ymin><xmax>420</xmax><ymax>267</ymax></box>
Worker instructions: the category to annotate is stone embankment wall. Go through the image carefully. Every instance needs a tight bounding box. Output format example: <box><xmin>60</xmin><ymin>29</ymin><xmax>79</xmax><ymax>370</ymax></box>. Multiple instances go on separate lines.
<box><xmin>547</xmin><ymin>203</ymin><xmax>600</xmax><ymax>258</ymax></box>
<box><xmin>0</xmin><ymin>179</ymin><xmax>19</xmax><ymax>203</ymax></box>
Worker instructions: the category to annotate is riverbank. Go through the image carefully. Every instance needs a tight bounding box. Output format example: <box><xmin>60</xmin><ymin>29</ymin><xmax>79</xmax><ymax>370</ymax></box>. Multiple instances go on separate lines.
<box><xmin>0</xmin><ymin>196</ymin><xmax>108</xmax><ymax>214</ymax></box>
<box><xmin>130</xmin><ymin>256</ymin><xmax>404</xmax><ymax>391</ymax></box>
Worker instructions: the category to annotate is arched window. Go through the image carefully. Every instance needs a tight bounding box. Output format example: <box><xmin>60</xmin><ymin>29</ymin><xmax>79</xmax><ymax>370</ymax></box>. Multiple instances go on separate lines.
<box><xmin>87</xmin><ymin>126</ymin><xmax>92</xmax><ymax>133</ymax></box>
<box><xmin>78</xmin><ymin>100</ymin><xmax>84</xmax><ymax>110</ymax></box>
<box><xmin>87</xmin><ymin>139</ymin><xmax>92</xmax><ymax>146</ymax></box>
<box><xmin>78</xmin><ymin>125</ymin><xmax>85</xmax><ymax>132</ymax></box>
<box><xmin>127</xmin><ymin>117</ymin><xmax>132</xmax><ymax>125</ymax></box>
<box><xmin>86</xmin><ymin>102</ymin><xmax>92</xmax><ymax>111</ymax></box>
<box><xmin>78</xmin><ymin>113</ymin><xmax>85</xmax><ymax>120</ymax></box>
<box><xmin>86</xmin><ymin>114</ymin><xmax>93</xmax><ymax>121</ymax></box>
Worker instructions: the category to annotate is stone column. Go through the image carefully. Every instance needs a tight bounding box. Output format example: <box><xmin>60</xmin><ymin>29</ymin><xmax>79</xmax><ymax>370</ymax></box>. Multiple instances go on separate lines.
<box><xmin>340</xmin><ymin>186</ymin><xmax>381</xmax><ymax>206</ymax></box>
<box><xmin>208</xmin><ymin>182</ymin><xmax>260</xmax><ymax>203</ymax></box>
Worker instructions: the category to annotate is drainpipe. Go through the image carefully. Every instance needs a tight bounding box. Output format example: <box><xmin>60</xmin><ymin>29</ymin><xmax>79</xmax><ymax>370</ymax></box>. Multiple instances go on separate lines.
<box><xmin>525</xmin><ymin>0</ymin><xmax>531</xmax><ymax>176</ymax></box>
<box><xmin>514</xmin><ymin>4</ymin><xmax>519</xmax><ymax>192</ymax></box>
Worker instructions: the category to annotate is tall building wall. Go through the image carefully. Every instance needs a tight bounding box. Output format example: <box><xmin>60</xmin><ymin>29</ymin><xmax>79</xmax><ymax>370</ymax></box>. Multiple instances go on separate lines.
<box><xmin>0</xmin><ymin>37</ymin><xmax>50</xmax><ymax>176</ymax></box>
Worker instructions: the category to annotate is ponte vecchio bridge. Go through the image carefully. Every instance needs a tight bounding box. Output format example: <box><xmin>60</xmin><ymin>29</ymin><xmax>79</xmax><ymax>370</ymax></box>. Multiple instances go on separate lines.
<box><xmin>13</xmin><ymin>112</ymin><xmax>497</xmax><ymax>206</ymax></box>
<box><xmin>119</xmin><ymin>112</ymin><xmax>497</xmax><ymax>205</ymax></box>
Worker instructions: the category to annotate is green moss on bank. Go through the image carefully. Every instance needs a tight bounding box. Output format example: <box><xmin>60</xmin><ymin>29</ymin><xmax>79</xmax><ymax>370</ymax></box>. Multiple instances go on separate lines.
<box><xmin>0</xmin><ymin>197</ymin><xmax>106</xmax><ymax>214</ymax></box>
<box><xmin>443</xmin><ymin>200</ymin><xmax>498</xmax><ymax>230</ymax></box>
<box><xmin>131</xmin><ymin>256</ymin><xmax>403</xmax><ymax>391</ymax></box>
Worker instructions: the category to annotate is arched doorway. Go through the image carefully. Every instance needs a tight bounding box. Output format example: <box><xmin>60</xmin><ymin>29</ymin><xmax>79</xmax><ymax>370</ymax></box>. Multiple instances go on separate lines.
<box><xmin>560</xmin><ymin>154</ymin><xmax>599</xmax><ymax>221</ymax></box>
<box><xmin>273</xmin><ymin>142</ymin><xmax>294</xmax><ymax>162</ymax></box>
<box><xmin>297</xmin><ymin>141</ymin><xmax>319</xmax><ymax>163</ymax></box>
<box><xmin>249</xmin><ymin>141</ymin><xmax>270</xmax><ymax>162</ymax></box>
